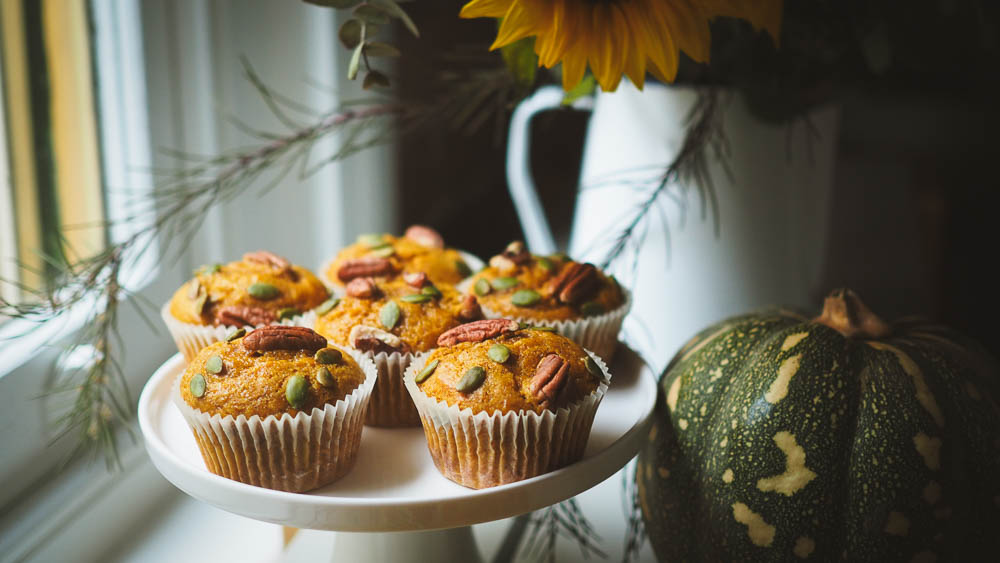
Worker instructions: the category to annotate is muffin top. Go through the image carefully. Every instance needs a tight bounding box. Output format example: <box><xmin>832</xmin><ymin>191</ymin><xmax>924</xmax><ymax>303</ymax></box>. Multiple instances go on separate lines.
<box><xmin>179</xmin><ymin>326</ymin><xmax>366</xmax><ymax>418</ymax></box>
<box><xmin>314</xmin><ymin>274</ymin><xmax>482</xmax><ymax>355</ymax></box>
<box><xmin>466</xmin><ymin>242</ymin><xmax>624</xmax><ymax>321</ymax></box>
<box><xmin>168</xmin><ymin>250</ymin><xmax>330</xmax><ymax>327</ymax></box>
<box><xmin>414</xmin><ymin>319</ymin><xmax>606</xmax><ymax>415</ymax></box>
<box><xmin>325</xmin><ymin>225</ymin><xmax>474</xmax><ymax>288</ymax></box>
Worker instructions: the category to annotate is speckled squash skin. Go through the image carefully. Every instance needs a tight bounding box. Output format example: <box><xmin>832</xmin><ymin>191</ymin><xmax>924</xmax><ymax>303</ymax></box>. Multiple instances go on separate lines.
<box><xmin>637</xmin><ymin>293</ymin><xmax>1000</xmax><ymax>562</ymax></box>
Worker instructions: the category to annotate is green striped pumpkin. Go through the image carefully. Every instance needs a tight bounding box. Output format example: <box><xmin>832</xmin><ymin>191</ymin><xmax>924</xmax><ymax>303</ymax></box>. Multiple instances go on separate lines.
<box><xmin>637</xmin><ymin>289</ymin><xmax>1000</xmax><ymax>561</ymax></box>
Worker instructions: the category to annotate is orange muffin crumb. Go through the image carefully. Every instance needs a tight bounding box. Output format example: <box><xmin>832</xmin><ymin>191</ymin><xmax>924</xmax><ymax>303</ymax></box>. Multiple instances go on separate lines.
<box><xmin>168</xmin><ymin>251</ymin><xmax>329</xmax><ymax>326</ymax></box>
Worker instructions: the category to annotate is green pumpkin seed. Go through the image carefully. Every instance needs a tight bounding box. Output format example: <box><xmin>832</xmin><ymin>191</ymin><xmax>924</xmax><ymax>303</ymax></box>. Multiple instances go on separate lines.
<box><xmin>491</xmin><ymin>277</ymin><xmax>519</xmax><ymax>290</ymax></box>
<box><xmin>225</xmin><ymin>327</ymin><xmax>246</xmax><ymax>342</ymax></box>
<box><xmin>192</xmin><ymin>292</ymin><xmax>209</xmax><ymax>315</ymax></box>
<box><xmin>585</xmin><ymin>356</ymin><xmax>602</xmax><ymax>378</ymax></box>
<box><xmin>537</xmin><ymin>257</ymin><xmax>555</xmax><ymax>272</ymax></box>
<box><xmin>521</xmin><ymin>324</ymin><xmax>556</xmax><ymax>332</ymax></box>
<box><xmin>511</xmin><ymin>289</ymin><xmax>541</xmax><ymax>307</ymax></box>
<box><xmin>580</xmin><ymin>301</ymin><xmax>604</xmax><ymax>317</ymax></box>
<box><xmin>194</xmin><ymin>263</ymin><xmax>222</xmax><ymax>276</ymax></box>
<box><xmin>370</xmin><ymin>245</ymin><xmax>395</xmax><ymax>258</ymax></box>
<box><xmin>190</xmin><ymin>374</ymin><xmax>206</xmax><ymax>398</ymax></box>
<box><xmin>380</xmin><ymin>300</ymin><xmax>401</xmax><ymax>330</ymax></box>
<box><xmin>454</xmin><ymin>259</ymin><xmax>472</xmax><ymax>277</ymax></box>
<box><xmin>285</xmin><ymin>375</ymin><xmax>308</xmax><ymax>409</ymax></box>
<box><xmin>456</xmin><ymin>366</ymin><xmax>486</xmax><ymax>394</ymax></box>
<box><xmin>421</xmin><ymin>285</ymin><xmax>442</xmax><ymax>299</ymax></box>
<box><xmin>401</xmin><ymin>293</ymin><xmax>432</xmax><ymax>304</ymax></box>
<box><xmin>277</xmin><ymin>307</ymin><xmax>300</xmax><ymax>321</ymax></box>
<box><xmin>357</xmin><ymin>233</ymin><xmax>387</xmax><ymax>248</ymax></box>
<box><xmin>315</xmin><ymin>348</ymin><xmax>343</xmax><ymax>365</ymax></box>
<box><xmin>488</xmin><ymin>344</ymin><xmax>510</xmax><ymax>363</ymax></box>
<box><xmin>315</xmin><ymin>367</ymin><xmax>336</xmax><ymax>388</ymax></box>
<box><xmin>549</xmin><ymin>253</ymin><xmax>569</xmax><ymax>263</ymax></box>
<box><xmin>473</xmin><ymin>279</ymin><xmax>491</xmax><ymax>296</ymax></box>
<box><xmin>315</xmin><ymin>298</ymin><xmax>340</xmax><ymax>316</ymax></box>
<box><xmin>415</xmin><ymin>359</ymin><xmax>439</xmax><ymax>383</ymax></box>
<box><xmin>248</xmin><ymin>282</ymin><xmax>280</xmax><ymax>300</ymax></box>
<box><xmin>205</xmin><ymin>355</ymin><xmax>224</xmax><ymax>375</ymax></box>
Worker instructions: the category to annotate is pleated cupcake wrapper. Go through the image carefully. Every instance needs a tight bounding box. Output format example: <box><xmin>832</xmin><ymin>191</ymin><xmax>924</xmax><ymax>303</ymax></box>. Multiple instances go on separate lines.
<box><xmin>480</xmin><ymin>288</ymin><xmax>632</xmax><ymax>362</ymax></box>
<box><xmin>160</xmin><ymin>301</ymin><xmax>318</xmax><ymax>362</ymax></box>
<box><xmin>173</xmin><ymin>348</ymin><xmax>377</xmax><ymax>493</ymax></box>
<box><xmin>363</xmin><ymin>350</ymin><xmax>421</xmax><ymax>427</ymax></box>
<box><xmin>402</xmin><ymin>350</ymin><xmax>610</xmax><ymax>489</ymax></box>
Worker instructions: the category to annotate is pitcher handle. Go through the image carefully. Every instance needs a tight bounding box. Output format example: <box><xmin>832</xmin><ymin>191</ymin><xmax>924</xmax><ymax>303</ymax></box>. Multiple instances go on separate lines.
<box><xmin>506</xmin><ymin>85</ymin><xmax>594</xmax><ymax>255</ymax></box>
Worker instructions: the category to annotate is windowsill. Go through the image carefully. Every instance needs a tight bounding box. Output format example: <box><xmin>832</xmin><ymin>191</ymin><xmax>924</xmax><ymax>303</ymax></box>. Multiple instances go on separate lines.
<box><xmin>92</xmin><ymin>465</ymin><xmax>657</xmax><ymax>563</ymax></box>
<box><xmin>0</xmin><ymin>296</ymin><xmax>94</xmax><ymax>378</ymax></box>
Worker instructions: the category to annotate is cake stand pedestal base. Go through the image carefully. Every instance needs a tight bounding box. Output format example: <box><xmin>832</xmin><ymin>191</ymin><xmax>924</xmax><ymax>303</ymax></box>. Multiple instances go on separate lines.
<box><xmin>325</xmin><ymin>526</ymin><xmax>482</xmax><ymax>563</ymax></box>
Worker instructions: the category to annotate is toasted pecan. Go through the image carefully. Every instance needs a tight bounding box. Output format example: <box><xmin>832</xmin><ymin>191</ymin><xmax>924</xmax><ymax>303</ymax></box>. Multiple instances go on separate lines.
<box><xmin>337</xmin><ymin>257</ymin><xmax>395</xmax><ymax>282</ymax></box>
<box><xmin>242</xmin><ymin>325</ymin><xmax>327</xmax><ymax>353</ymax></box>
<box><xmin>437</xmin><ymin>318</ymin><xmax>519</xmax><ymax>346</ymax></box>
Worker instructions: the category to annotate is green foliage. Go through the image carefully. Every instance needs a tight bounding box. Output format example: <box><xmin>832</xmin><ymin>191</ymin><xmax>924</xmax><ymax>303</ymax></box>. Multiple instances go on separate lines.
<box><xmin>501</xmin><ymin>37</ymin><xmax>538</xmax><ymax>92</ymax></box>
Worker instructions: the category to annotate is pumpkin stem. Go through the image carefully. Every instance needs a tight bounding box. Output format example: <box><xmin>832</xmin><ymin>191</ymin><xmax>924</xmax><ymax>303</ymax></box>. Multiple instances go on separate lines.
<box><xmin>813</xmin><ymin>288</ymin><xmax>891</xmax><ymax>339</ymax></box>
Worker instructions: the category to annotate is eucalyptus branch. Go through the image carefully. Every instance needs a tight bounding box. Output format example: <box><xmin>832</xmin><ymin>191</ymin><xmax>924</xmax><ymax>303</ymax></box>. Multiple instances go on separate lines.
<box><xmin>517</xmin><ymin>499</ymin><xmax>606</xmax><ymax>563</ymax></box>
<box><xmin>1</xmin><ymin>60</ymin><xmax>404</xmax><ymax>469</ymax></box>
<box><xmin>598</xmin><ymin>90</ymin><xmax>729</xmax><ymax>274</ymax></box>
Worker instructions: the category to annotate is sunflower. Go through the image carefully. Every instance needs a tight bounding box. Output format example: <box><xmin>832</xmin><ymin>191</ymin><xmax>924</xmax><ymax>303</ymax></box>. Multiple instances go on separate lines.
<box><xmin>460</xmin><ymin>0</ymin><xmax>783</xmax><ymax>92</ymax></box>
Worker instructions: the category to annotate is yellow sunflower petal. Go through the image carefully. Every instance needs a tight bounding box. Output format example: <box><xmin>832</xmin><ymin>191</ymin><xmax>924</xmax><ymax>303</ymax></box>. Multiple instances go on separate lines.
<box><xmin>459</xmin><ymin>0</ymin><xmax>514</xmax><ymax>19</ymax></box>
<box><xmin>489</xmin><ymin>2</ymin><xmax>542</xmax><ymax>50</ymax></box>
<box><xmin>560</xmin><ymin>48</ymin><xmax>588</xmax><ymax>91</ymax></box>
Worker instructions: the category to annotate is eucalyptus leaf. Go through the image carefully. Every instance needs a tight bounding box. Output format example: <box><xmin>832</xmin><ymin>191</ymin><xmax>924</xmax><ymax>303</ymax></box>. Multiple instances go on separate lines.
<box><xmin>339</xmin><ymin>19</ymin><xmax>363</xmax><ymax>49</ymax></box>
<box><xmin>363</xmin><ymin>70</ymin><xmax>391</xmax><ymax>90</ymax></box>
<box><xmin>369</xmin><ymin>0</ymin><xmax>419</xmax><ymax>37</ymax></box>
<box><xmin>354</xmin><ymin>4</ymin><xmax>389</xmax><ymax>25</ymax></box>
<box><xmin>304</xmin><ymin>0</ymin><xmax>362</xmax><ymax>8</ymax></box>
<box><xmin>364</xmin><ymin>41</ymin><xmax>401</xmax><ymax>57</ymax></box>
<box><xmin>348</xmin><ymin>41</ymin><xmax>364</xmax><ymax>80</ymax></box>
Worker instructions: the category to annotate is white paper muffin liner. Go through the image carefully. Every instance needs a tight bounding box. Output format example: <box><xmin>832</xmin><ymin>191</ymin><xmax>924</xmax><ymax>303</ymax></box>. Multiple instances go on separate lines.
<box><xmin>161</xmin><ymin>302</ymin><xmax>318</xmax><ymax>362</ymax></box>
<box><xmin>403</xmin><ymin>350</ymin><xmax>610</xmax><ymax>489</ymax></box>
<box><xmin>363</xmin><ymin>351</ymin><xmax>421</xmax><ymax>427</ymax></box>
<box><xmin>173</xmin><ymin>348</ymin><xmax>376</xmax><ymax>493</ymax></box>
<box><xmin>480</xmin><ymin>289</ymin><xmax>632</xmax><ymax>362</ymax></box>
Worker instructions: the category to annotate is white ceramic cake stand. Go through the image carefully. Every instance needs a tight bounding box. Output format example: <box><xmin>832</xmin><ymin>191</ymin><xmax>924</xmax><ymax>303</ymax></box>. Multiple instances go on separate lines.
<box><xmin>138</xmin><ymin>345</ymin><xmax>657</xmax><ymax>563</ymax></box>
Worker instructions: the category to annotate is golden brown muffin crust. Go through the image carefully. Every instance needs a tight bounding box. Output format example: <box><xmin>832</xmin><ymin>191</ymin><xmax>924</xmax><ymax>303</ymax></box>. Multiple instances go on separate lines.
<box><xmin>314</xmin><ymin>279</ymin><xmax>467</xmax><ymax>353</ymax></box>
<box><xmin>326</xmin><ymin>233</ymin><xmax>472</xmax><ymax>287</ymax></box>
<box><xmin>416</xmin><ymin>329</ymin><xmax>603</xmax><ymax>414</ymax></box>
<box><xmin>468</xmin><ymin>252</ymin><xmax>623</xmax><ymax>321</ymax></box>
<box><xmin>180</xmin><ymin>338</ymin><xmax>366</xmax><ymax>418</ymax></box>
<box><xmin>168</xmin><ymin>255</ymin><xmax>330</xmax><ymax>326</ymax></box>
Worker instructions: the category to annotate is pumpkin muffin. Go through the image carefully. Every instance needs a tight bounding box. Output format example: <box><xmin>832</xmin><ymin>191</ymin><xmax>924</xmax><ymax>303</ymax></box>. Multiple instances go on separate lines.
<box><xmin>465</xmin><ymin>241</ymin><xmax>630</xmax><ymax>360</ymax></box>
<box><xmin>175</xmin><ymin>325</ymin><xmax>376</xmax><ymax>493</ymax></box>
<box><xmin>322</xmin><ymin>225</ymin><xmax>479</xmax><ymax>290</ymax></box>
<box><xmin>314</xmin><ymin>274</ymin><xmax>483</xmax><ymax>427</ymax></box>
<box><xmin>162</xmin><ymin>250</ymin><xmax>332</xmax><ymax>361</ymax></box>
<box><xmin>403</xmin><ymin>319</ymin><xmax>610</xmax><ymax>489</ymax></box>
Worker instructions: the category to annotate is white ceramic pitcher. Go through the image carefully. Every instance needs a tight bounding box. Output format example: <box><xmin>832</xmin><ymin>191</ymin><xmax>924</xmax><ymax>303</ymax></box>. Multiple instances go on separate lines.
<box><xmin>506</xmin><ymin>82</ymin><xmax>840</xmax><ymax>372</ymax></box>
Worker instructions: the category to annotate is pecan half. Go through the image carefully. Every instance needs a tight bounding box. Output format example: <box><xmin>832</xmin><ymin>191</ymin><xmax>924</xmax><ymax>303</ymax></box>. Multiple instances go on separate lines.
<box><xmin>349</xmin><ymin>325</ymin><xmax>409</xmax><ymax>355</ymax></box>
<box><xmin>404</xmin><ymin>224</ymin><xmax>445</xmax><ymax>249</ymax></box>
<box><xmin>403</xmin><ymin>271</ymin><xmax>428</xmax><ymax>288</ymax></box>
<box><xmin>345</xmin><ymin>277</ymin><xmax>379</xmax><ymax>298</ymax></box>
<box><xmin>437</xmin><ymin>318</ymin><xmax>519</xmax><ymax>347</ymax></box>
<box><xmin>457</xmin><ymin>295</ymin><xmax>483</xmax><ymax>322</ymax></box>
<box><xmin>215</xmin><ymin>305</ymin><xmax>276</xmax><ymax>327</ymax></box>
<box><xmin>502</xmin><ymin>240</ymin><xmax>531</xmax><ymax>265</ymax></box>
<box><xmin>244</xmin><ymin>250</ymin><xmax>298</xmax><ymax>281</ymax></box>
<box><xmin>530</xmin><ymin>354</ymin><xmax>569</xmax><ymax>403</ymax></box>
<box><xmin>337</xmin><ymin>257</ymin><xmax>395</xmax><ymax>282</ymax></box>
<box><xmin>243</xmin><ymin>325</ymin><xmax>327</xmax><ymax>353</ymax></box>
<box><xmin>547</xmin><ymin>262</ymin><xmax>600</xmax><ymax>305</ymax></box>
